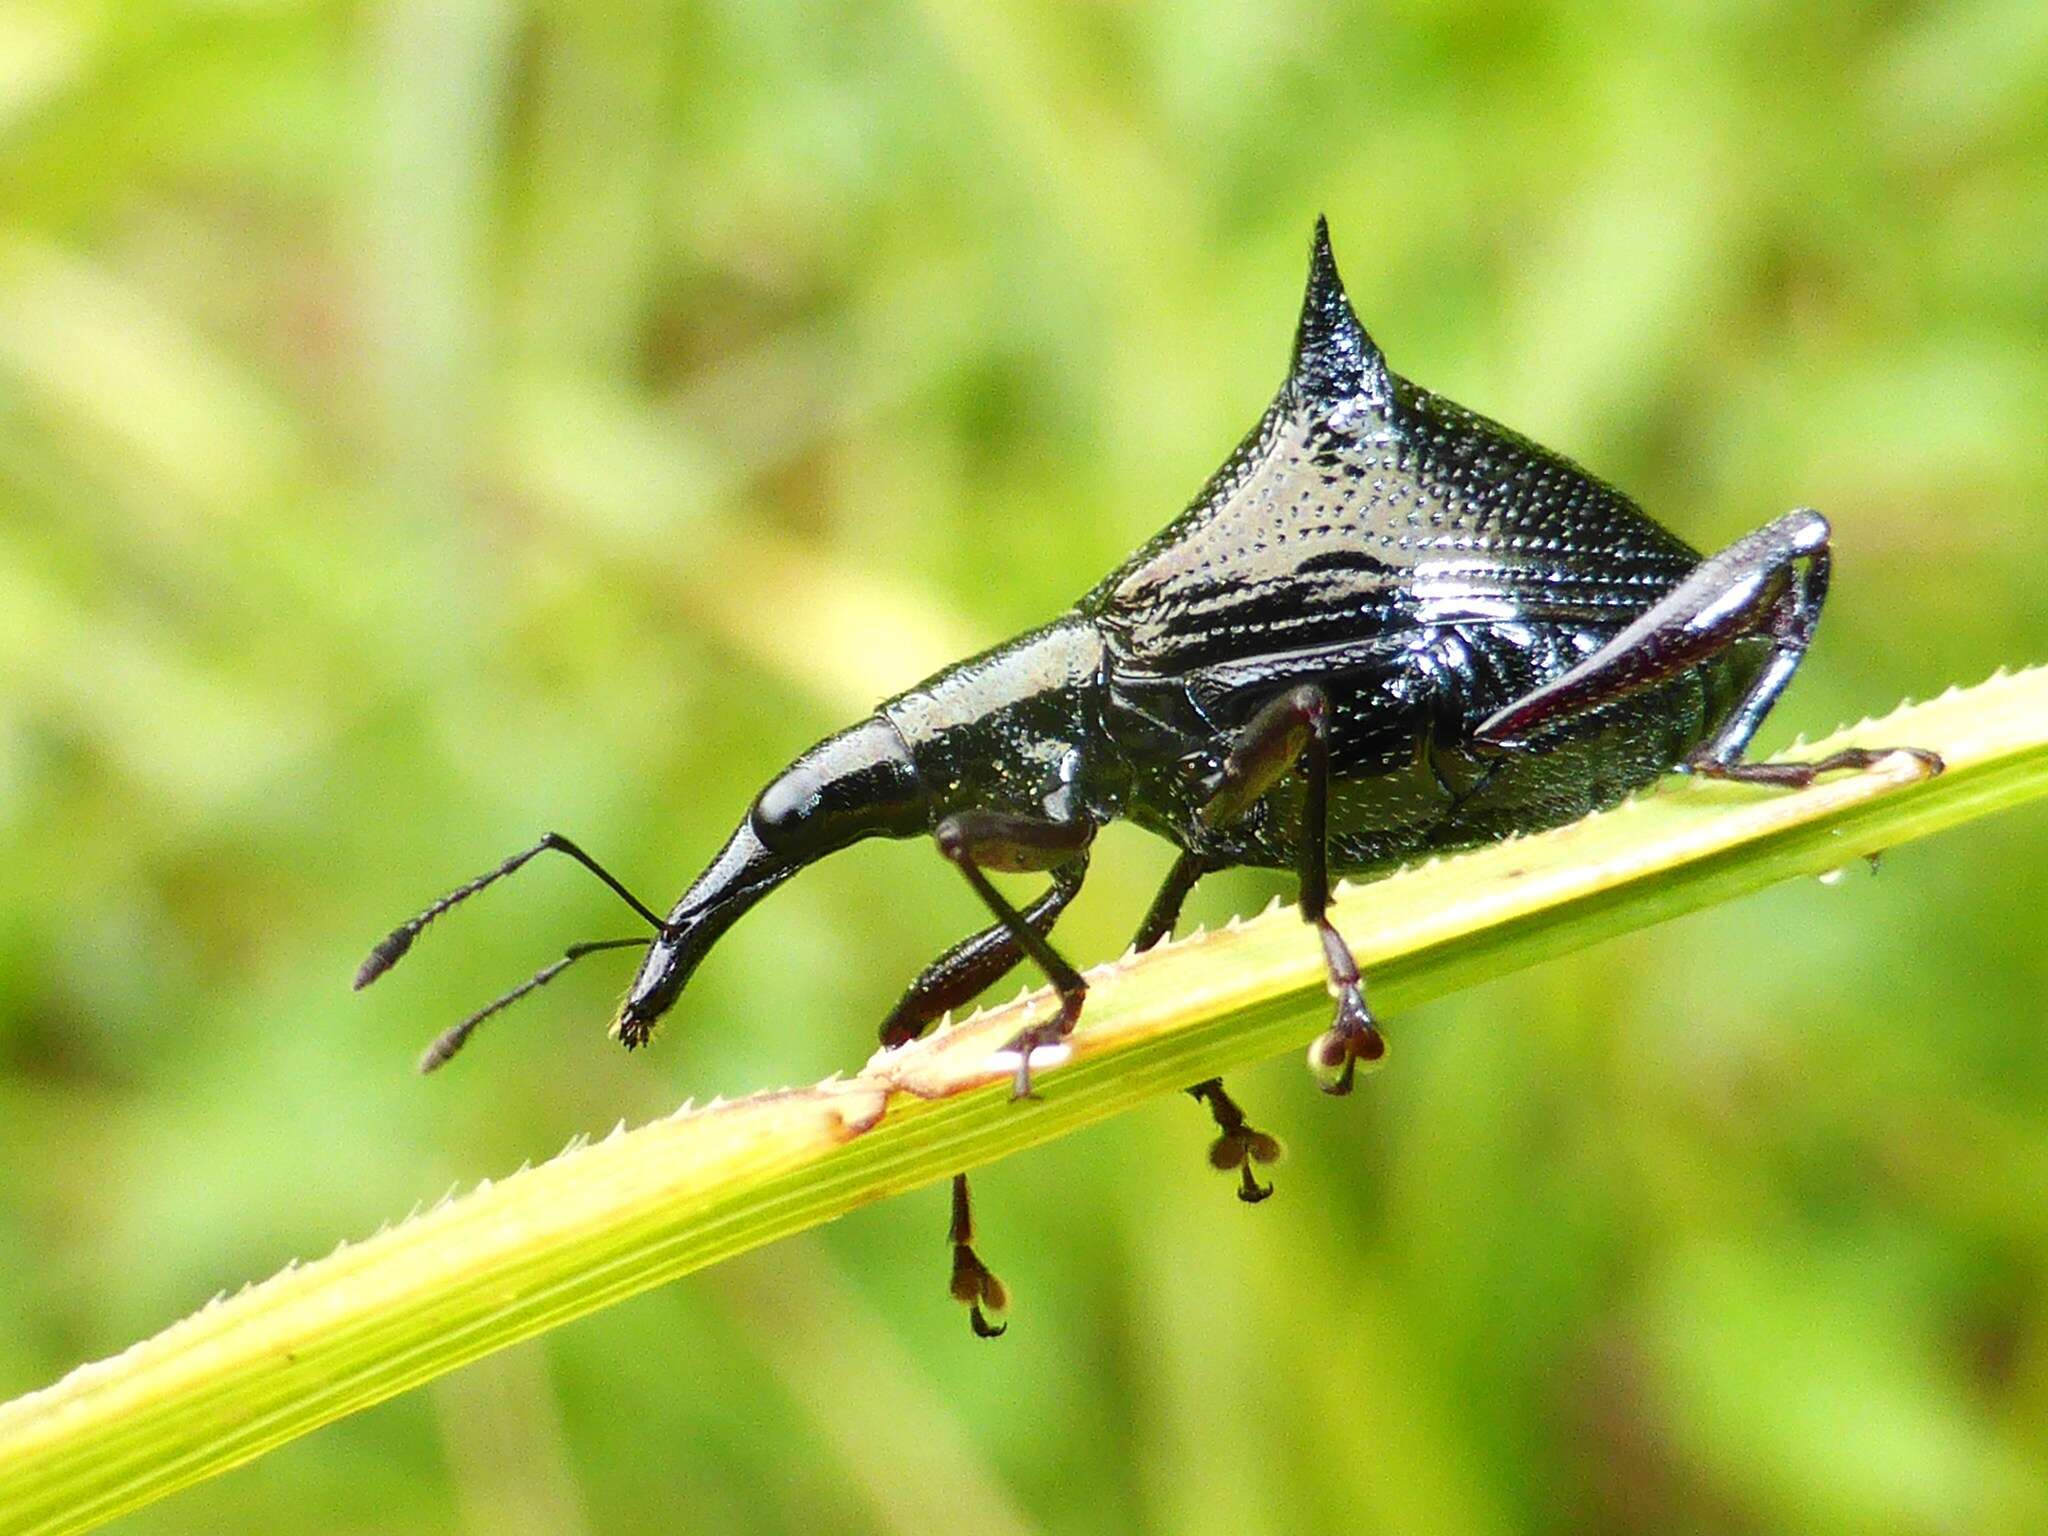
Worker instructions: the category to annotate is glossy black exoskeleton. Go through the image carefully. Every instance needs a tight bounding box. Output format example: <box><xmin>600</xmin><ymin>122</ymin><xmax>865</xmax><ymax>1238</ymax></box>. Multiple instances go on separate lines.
<box><xmin>360</xmin><ymin>219</ymin><xmax>1940</xmax><ymax>1337</ymax></box>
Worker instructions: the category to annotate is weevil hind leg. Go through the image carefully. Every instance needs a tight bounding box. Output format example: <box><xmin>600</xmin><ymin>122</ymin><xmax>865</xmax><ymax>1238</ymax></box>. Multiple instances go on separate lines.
<box><xmin>1199</xmin><ymin>686</ymin><xmax>1389</xmax><ymax>1094</ymax></box>
<box><xmin>1681</xmin><ymin>537</ymin><xmax>1942</xmax><ymax>787</ymax></box>
<box><xmin>1473</xmin><ymin>509</ymin><xmax>1944</xmax><ymax>786</ymax></box>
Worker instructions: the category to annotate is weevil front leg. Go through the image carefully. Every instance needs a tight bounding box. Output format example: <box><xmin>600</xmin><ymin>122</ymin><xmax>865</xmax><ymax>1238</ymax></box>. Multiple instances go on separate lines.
<box><xmin>1474</xmin><ymin>508</ymin><xmax>1944</xmax><ymax>787</ymax></box>
<box><xmin>947</xmin><ymin>1173</ymin><xmax>1009</xmax><ymax>1338</ymax></box>
<box><xmin>878</xmin><ymin>857</ymin><xmax>1089</xmax><ymax>1049</ymax></box>
<box><xmin>897</xmin><ymin>816</ymin><xmax>1092</xmax><ymax>1339</ymax></box>
<box><xmin>1200</xmin><ymin>686</ymin><xmax>1387</xmax><ymax>1096</ymax></box>
<box><xmin>1131</xmin><ymin>851</ymin><xmax>1283</xmax><ymax>1202</ymax></box>
<box><xmin>926</xmin><ymin>810</ymin><xmax>1095</xmax><ymax>1099</ymax></box>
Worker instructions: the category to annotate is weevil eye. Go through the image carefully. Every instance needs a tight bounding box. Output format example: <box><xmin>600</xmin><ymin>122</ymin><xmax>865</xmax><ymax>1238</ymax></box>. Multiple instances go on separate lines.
<box><xmin>749</xmin><ymin>717</ymin><xmax>925</xmax><ymax>860</ymax></box>
<box><xmin>751</xmin><ymin>771</ymin><xmax>821</xmax><ymax>844</ymax></box>
<box><xmin>752</xmin><ymin>769</ymin><xmax>922</xmax><ymax>859</ymax></box>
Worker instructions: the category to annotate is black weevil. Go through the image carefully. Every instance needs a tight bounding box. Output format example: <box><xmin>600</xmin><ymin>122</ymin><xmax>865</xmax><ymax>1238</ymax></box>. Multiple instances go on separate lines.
<box><xmin>359</xmin><ymin>218</ymin><xmax>1940</xmax><ymax>1337</ymax></box>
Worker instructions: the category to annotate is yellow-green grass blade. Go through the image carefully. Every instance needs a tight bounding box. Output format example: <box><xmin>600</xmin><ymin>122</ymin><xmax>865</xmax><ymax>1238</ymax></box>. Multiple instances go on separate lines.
<box><xmin>3</xmin><ymin>668</ymin><xmax>2045</xmax><ymax>1536</ymax></box>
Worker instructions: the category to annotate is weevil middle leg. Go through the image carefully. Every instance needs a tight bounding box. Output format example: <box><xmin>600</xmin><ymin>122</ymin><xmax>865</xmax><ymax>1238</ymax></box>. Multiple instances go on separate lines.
<box><xmin>1195</xmin><ymin>685</ymin><xmax>1388</xmax><ymax>1095</ymax></box>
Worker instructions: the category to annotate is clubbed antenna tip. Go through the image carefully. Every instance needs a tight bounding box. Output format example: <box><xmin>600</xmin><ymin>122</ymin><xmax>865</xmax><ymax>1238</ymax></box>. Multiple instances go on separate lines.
<box><xmin>418</xmin><ymin>1019</ymin><xmax>475</xmax><ymax>1074</ymax></box>
<box><xmin>354</xmin><ymin>927</ymin><xmax>416</xmax><ymax>991</ymax></box>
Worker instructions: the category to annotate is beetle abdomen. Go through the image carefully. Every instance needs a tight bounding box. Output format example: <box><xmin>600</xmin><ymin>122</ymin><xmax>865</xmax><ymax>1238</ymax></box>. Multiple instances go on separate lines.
<box><xmin>1108</xmin><ymin>614</ymin><xmax>1758</xmax><ymax>875</ymax></box>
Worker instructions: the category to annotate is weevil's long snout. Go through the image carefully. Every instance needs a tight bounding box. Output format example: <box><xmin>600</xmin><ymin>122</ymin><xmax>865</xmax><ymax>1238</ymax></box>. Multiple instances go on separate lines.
<box><xmin>614</xmin><ymin>717</ymin><xmax>925</xmax><ymax>1046</ymax></box>
<box><xmin>613</xmin><ymin>818</ymin><xmax>784</xmax><ymax>1046</ymax></box>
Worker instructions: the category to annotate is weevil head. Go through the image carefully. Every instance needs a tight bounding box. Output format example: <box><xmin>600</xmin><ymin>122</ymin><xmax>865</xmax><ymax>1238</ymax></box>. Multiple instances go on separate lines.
<box><xmin>613</xmin><ymin>716</ymin><xmax>924</xmax><ymax>1045</ymax></box>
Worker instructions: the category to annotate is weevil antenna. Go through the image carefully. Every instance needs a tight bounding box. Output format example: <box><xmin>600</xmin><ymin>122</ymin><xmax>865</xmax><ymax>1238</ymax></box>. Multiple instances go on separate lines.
<box><xmin>417</xmin><ymin>937</ymin><xmax>649</xmax><ymax>1073</ymax></box>
<box><xmin>356</xmin><ymin>833</ymin><xmax>664</xmax><ymax>990</ymax></box>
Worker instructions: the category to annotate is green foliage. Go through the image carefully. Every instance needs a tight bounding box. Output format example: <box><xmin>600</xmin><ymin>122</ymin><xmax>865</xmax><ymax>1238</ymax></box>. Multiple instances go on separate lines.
<box><xmin>2</xmin><ymin>5</ymin><xmax>2045</xmax><ymax>1534</ymax></box>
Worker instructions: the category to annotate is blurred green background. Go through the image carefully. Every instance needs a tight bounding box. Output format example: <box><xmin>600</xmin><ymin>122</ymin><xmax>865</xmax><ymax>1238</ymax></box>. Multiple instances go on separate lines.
<box><xmin>3</xmin><ymin>2</ymin><xmax>2046</xmax><ymax>1532</ymax></box>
